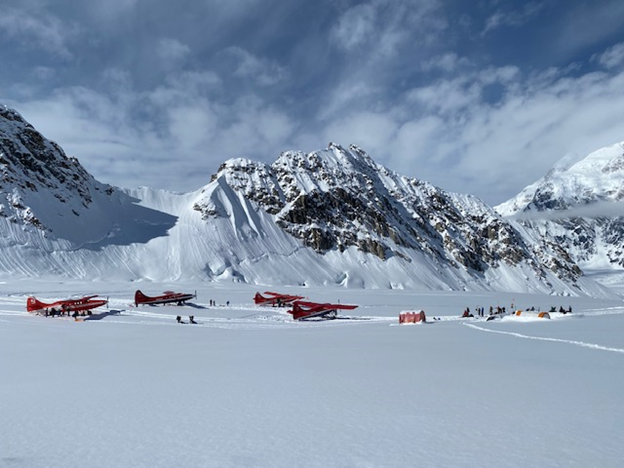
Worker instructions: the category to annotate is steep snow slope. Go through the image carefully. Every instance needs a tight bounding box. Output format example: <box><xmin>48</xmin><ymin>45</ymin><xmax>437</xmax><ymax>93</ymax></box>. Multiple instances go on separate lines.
<box><xmin>497</xmin><ymin>142</ymin><xmax>624</xmax><ymax>270</ymax></box>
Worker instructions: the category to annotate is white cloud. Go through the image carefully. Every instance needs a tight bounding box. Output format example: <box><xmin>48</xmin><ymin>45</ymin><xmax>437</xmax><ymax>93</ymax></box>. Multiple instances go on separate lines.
<box><xmin>322</xmin><ymin>111</ymin><xmax>397</xmax><ymax>157</ymax></box>
<box><xmin>11</xmin><ymin>48</ymin><xmax>624</xmax><ymax>206</ymax></box>
<box><xmin>221</xmin><ymin>47</ymin><xmax>286</xmax><ymax>86</ymax></box>
<box><xmin>437</xmin><ymin>69</ymin><xmax>624</xmax><ymax>202</ymax></box>
<box><xmin>85</xmin><ymin>0</ymin><xmax>140</xmax><ymax>23</ymax></box>
<box><xmin>593</xmin><ymin>42</ymin><xmax>624</xmax><ymax>69</ymax></box>
<box><xmin>330</xmin><ymin>0</ymin><xmax>444</xmax><ymax>58</ymax></box>
<box><xmin>313</xmin><ymin>47</ymin><xmax>624</xmax><ymax>205</ymax></box>
<box><xmin>149</xmin><ymin>71</ymin><xmax>222</xmax><ymax>108</ymax></box>
<box><xmin>512</xmin><ymin>201</ymin><xmax>624</xmax><ymax>221</ymax></box>
<box><xmin>6</xmin><ymin>63</ymin><xmax>296</xmax><ymax>192</ymax></box>
<box><xmin>157</xmin><ymin>38</ymin><xmax>191</xmax><ymax>63</ymax></box>
<box><xmin>167</xmin><ymin>104</ymin><xmax>218</xmax><ymax>151</ymax></box>
<box><xmin>253</xmin><ymin>109</ymin><xmax>296</xmax><ymax>147</ymax></box>
<box><xmin>3</xmin><ymin>1</ymin><xmax>624</xmax><ymax>209</ymax></box>
<box><xmin>407</xmin><ymin>78</ymin><xmax>482</xmax><ymax>116</ymax></box>
<box><xmin>317</xmin><ymin>81</ymin><xmax>376</xmax><ymax>121</ymax></box>
<box><xmin>482</xmin><ymin>2</ymin><xmax>545</xmax><ymax>35</ymax></box>
<box><xmin>0</xmin><ymin>8</ymin><xmax>79</xmax><ymax>59</ymax></box>
<box><xmin>421</xmin><ymin>53</ymin><xmax>468</xmax><ymax>73</ymax></box>
<box><xmin>330</xmin><ymin>4</ymin><xmax>377</xmax><ymax>51</ymax></box>
<box><xmin>32</xmin><ymin>66</ymin><xmax>56</xmax><ymax>81</ymax></box>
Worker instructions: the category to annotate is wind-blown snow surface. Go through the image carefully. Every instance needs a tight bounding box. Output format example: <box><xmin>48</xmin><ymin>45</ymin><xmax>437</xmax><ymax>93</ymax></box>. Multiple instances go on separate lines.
<box><xmin>2</xmin><ymin>280</ymin><xmax>623</xmax><ymax>468</ymax></box>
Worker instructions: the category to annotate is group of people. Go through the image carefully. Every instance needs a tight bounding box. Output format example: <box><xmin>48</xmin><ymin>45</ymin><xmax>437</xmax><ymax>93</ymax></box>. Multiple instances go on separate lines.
<box><xmin>44</xmin><ymin>305</ymin><xmax>92</xmax><ymax>318</ymax></box>
<box><xmin>524</xmin><ymin>305</ymin><xmax>572</xmax><ymax>314</ymax></box>
<box><xmin>462</xmin><ymin>306</ymin><xmax>507</xmax><ymax>318</ymax></box>
<box><xmin>207</xmin><ymin>300</ymin><xmax>230</xmax><ymax>306</ymax></box>
<box><xmin>176</xmin><ymin>315</ymin><xmax>197</xmax><ymax>324</ymax></box>
<box><xmin>462</xmin><ymin>304</ymin><xmax>574</xmax><ymax>318</ymax></box>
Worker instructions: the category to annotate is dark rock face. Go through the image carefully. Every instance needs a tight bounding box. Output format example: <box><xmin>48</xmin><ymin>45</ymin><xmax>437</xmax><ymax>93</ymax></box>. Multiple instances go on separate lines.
<box><xmin>0</xmin><ymin>107</ymin><xmax>102</xmax><ymax>202</ymax></box>
<box><xmin>197</xmin><ymin>143</ymin><xmax>582</xmax><ymax>284</ymax></box>
<box><xmin>0</xmin><ymin>106</ymin><xmax>114</xmax><ymax>231</ymax></box>
<box><xmin>524</xmin><ymin>216</ymin><xmax>624</xmax><ymax>268</ymax></box>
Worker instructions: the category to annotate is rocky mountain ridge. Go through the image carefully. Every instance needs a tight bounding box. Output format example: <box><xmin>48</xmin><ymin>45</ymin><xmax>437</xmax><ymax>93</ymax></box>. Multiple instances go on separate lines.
<box><xmin>196</xmin><ymin>142</ymin><xmax>583</xmax><ymax>286</ymax></box>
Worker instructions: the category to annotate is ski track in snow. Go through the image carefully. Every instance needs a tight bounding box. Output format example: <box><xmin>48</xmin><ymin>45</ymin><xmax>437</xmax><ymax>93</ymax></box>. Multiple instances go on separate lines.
<box><xmin>464</xmin><ymin>322</ymin><xmax>624</xmax><ymax>354</ymax></box>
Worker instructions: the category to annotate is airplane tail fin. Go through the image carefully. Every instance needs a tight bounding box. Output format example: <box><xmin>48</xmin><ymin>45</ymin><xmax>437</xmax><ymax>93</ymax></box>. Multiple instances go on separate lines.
<box><xmin>287</xmin><ymin>302</ymin><xmax>299</xmax><ymax>318</ymax></box>
<box><xmin>134</xmin><ymin>290</ymin><xmax>149</xmax><ymax>306</ymax></box>
<box><xmin>253</xmin><ymin>292</ymin><xmax>266</xmax><ymax>305</ymax></box>
<box><xmin>289</xmin><ymin>302</ymin><xmax>311</xmax><ymax>321</ymax></box>
<box><xmin>26</xmin><ymin>297</ymin><xmax>48</xmax><ymax>313</ymax></box>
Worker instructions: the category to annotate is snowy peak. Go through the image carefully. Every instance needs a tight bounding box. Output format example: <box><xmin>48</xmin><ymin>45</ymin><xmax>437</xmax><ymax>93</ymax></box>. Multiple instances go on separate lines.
<box><xmin>497</xmin><ymin>141</ymin><xmax>624</xmax><ymax>269</ymax></box>
<box><xmin>210</xmin><ymin>158</ymin><xmax>285</xmax><ymax>214</ymax></box>
<box><xmin>273</xmin><ymin>143</ymin><xmax>391</xmax><ymax>195</ymax></box>
<box><xmin>497</xmin><ymin>142</ymin><xmax>624</xmax><ymax>215</ymax></box>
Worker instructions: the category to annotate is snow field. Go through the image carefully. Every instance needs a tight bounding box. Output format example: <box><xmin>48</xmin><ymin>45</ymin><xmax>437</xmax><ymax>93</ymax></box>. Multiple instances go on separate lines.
<box><xmin>1</xmin><ymin>281</ymin><xmax>623</xmax><ymax>467</ymax></box>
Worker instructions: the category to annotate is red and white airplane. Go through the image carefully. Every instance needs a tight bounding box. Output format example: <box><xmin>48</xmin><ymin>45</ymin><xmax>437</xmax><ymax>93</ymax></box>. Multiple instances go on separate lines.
<box><xmin>27</xmin><ymin>295</ymin><xmax>108</xmax><ymax>315</ymax></box>
<box><xmin>288</xmin><ymin>300</ymin><xmax>358</xmax><ymax>321</ymax></box>
<box><xmin>134</xmin><ymin>290</ymin><xmax>196</xmax><ymax>306</ymax></box>
<box><xmin>254</xmin><ymin>291</ymin><xmax>305</xmax><ymax>307</ymax></box>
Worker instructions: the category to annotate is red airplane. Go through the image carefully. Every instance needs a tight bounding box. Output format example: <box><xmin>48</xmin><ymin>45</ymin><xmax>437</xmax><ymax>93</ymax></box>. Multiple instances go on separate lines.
<box><xmin>134</xmin><ymin>290</ymin><xmax>196</xmax><ymax>307</ymax></box>
<box><xmin>254</xmin><ymin>291</ymin><xmax>305</xmax><ymax>307</ymax></box>
<box><xmin>27</xmin><ymin>295</ymin><xmax>108</xmax><ymax>315</ymax></box>
<box><xmin>288</xmin><ymin>300</ymin><xmax>358</xmax><ymax>321</ymax></box>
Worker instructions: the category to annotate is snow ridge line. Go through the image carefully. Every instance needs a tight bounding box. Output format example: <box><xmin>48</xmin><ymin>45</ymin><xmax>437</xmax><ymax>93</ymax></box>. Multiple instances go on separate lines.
<box><xmin>463</xmin><ymin>323</ymin><xmax>624</xmax><ymax>354</ymax></box>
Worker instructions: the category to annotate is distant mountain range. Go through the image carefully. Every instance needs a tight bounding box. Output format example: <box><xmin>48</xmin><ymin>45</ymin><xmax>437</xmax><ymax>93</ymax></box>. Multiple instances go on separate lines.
<box><xmin>0</xmin><ymin>104</ymin><xmax>619</xmax><ymax>297</ymax></box>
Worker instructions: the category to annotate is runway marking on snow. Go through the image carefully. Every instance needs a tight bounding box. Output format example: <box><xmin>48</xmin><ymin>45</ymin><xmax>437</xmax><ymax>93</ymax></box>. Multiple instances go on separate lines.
<box><xmin>464</xmin><ymin>323</ymin><xmax>624</xmax><ymax>354</ymax></box>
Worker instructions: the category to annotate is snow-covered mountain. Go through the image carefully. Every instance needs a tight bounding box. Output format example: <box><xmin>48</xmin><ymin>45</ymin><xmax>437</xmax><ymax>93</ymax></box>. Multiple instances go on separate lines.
<box><xmin>0</xmin><ymin>105</ymin><xmax>178</xmax><ymax>276</ymax></box>
<box><xmin>200</xmin><ymin>143</ymin><xmax>592</xmax><ymax>290</ymax></box>
<box><xmin>497</xmin><ymin>142</ymin><xmax>624</xmax><ymax>271</ymax></box>
<box><xmin>0</xmin><ymin>105</ymin><xmax>611</xmax><ymax>296</ymax></box>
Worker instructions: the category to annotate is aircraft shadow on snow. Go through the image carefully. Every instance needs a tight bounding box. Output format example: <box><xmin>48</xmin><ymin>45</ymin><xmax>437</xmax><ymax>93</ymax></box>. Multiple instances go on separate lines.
<box><xmin>83</xmin><ymin>310</ymin><xmax>122</xmax><ymax>321</ymax></box>
<box><xmin>184</xmin><ymin>302</ymin><xmax>208</xmax><ymax>309</ymax></box>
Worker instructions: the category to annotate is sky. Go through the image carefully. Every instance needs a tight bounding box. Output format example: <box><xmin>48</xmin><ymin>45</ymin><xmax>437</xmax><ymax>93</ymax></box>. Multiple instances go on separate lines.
<box><xmin>2</xmin><ymin>0</ymin><xmax>624</xmax><ymax>205</ymax></box>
